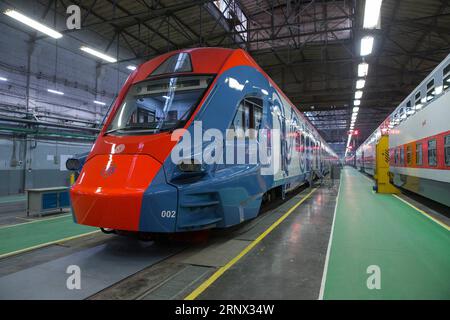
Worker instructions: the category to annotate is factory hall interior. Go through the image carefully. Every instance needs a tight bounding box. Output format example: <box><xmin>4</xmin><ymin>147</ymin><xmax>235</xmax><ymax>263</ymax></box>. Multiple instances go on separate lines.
<box><xmin>0</xmin><ymin>0</ymin><xmax>449</xmax><ymax>304</ymax></box>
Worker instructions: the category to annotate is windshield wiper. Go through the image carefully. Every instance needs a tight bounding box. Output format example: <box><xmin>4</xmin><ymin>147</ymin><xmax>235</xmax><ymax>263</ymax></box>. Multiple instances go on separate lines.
<box><xmin>104</xmin><ymin>126</ymin><xmax>158</xmax><ymax>135</ymax></box>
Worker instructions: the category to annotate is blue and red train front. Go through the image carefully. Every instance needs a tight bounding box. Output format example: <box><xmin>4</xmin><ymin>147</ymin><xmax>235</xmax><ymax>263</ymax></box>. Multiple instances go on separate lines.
<box><xmin>70</xmin><ymin>48</ymin><xmax>269</xmax><ymax>233</ymax></box>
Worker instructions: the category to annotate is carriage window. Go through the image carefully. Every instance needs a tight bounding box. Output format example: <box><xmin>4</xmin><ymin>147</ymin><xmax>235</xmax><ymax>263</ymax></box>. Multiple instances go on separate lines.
<box><xmin>399</xmin><ymin>107</ymin><xmax>406</xmax><ymax>121</ymax></box>
<box><xmin>301</xmin><ymin>134</ymin><xmax>305</xmax><ymax>153</ymax></box>
<box><xmin>426</xmin><ymin>79</ymin><xmax>435</xmax><ymax>102</ymax></box>
<box><xmin>406</xmin><ymin>101</ymin><xmax>413</xmax><ymax>116</ymax></box>
<box><xmin>406</xmin><ymin>145</ymin><xmax>412</xmax><ymax>166</ymax></box>
<box><xmin>428</xmin><ymin>139</ymin><xmax>437</xmax><ymax>166</ymax></box>
<box><xmin>230</xmin><ymin>97</ymin><xmax>263</xmax><ymax>138</ymax></box>
<box><xmin>306</xmin><ymin>136</ymin><xmax>310</xmax><ymax>153</ymax></box>
<box><xmin>445</xmin><ymin>135</ymin><xmax>450</xmax><ymax>166</ymax></box>
<box><xmin>416</xmin><ymin>143</ymin><xmax>423</xmax><ymax>165</ymax></box>
<box><xmin>414</xmin><ymin>91</ymin><xmax>422</xmax><ymax>110</ymax></box>
<box><xmin>400</xmin><ymin>147</ymin><xmax>404</xmax><ymax>165</ymax></box>
<box><xmin>444</xmin><ymin>64</ymin><xmax>450</xmax><ymax>90</ymax></box>
<box><xmin>394</xmin><ymin>148</ymin><xmax>399</xmax><ymax>164</ymax></box>
<box><xmin>231</xmin><ymin>103</ymin><xmax>245</xmax><ymax>134</ymax></box>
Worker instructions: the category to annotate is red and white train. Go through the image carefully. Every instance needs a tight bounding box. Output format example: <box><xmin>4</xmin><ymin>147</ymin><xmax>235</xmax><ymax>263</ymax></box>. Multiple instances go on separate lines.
<box><xmin>354</xmin><ymin>54</ymin><xmax>450</xmax><ymax>207</ymax></box>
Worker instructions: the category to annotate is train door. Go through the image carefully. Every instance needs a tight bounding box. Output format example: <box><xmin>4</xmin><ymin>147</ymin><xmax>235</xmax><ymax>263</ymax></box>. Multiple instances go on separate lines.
<box><xmin>317</xmin><ymin>141</ymin><xmax>322</xmax><ymax>172</ymax></box>
<box><xmin>268</xmin><ymin>100</ymin><xmax>284</xmax><ymax>182</ymax></box>
<box><xmin>305</xmin><ymin>135</ymin><xmax>311</xmax><ymax>172</ymax></box>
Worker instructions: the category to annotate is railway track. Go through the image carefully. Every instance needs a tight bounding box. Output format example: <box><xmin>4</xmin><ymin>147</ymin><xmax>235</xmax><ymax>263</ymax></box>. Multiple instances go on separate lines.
<box><xmin>0</xmin><ymin>183</ymin><xmax>316</xmax><ymax>300</ymax></box>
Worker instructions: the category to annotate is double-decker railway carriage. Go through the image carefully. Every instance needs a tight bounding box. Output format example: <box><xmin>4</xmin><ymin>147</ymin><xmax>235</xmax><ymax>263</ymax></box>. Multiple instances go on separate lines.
<box><xmin>355</xmin><ymin>54</ymin><xmax>450</xmax><ymax>207</ymax></box>
<box><xmin>69</xmin><ymin>48</ymin><xmax>337</xmax><ymax>235</ymax></box>
<box><xmin>388</xmin><ymin>54</ymin><xmax>450</xmax><ymax>207</ymax></box>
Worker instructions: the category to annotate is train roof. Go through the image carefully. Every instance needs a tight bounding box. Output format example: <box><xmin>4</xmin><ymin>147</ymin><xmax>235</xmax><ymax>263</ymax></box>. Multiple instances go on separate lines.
<box><xmin>129</xmin><ymin>47</ymin><xmax>337</xmax><ymax>158</ymax></box>
<box><xmin>357</xmin><ymin>53</ymin><xmax>450</xmax><ymax>153</ymax></box>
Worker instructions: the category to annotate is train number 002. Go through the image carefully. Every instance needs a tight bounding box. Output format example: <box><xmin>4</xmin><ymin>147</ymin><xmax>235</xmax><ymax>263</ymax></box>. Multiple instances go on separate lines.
<box><xmin>161</xmin><ymin>210</ymin><xmax>176</xmax><ymax>218</ymax></box>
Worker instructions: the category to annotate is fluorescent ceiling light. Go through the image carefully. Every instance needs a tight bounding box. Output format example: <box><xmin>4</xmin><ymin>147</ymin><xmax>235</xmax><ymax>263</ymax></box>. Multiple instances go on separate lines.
<box><xmin>356</xmin><ymin>79</ymin><xmax>366</xmax><ymax>89</ymax></box>
<box><xmin>4</xmin><ymin>9</ymin><xmax>63</xmax><ymax>39</ymax></box>
<box><xmin>47</xmin><ymin>89</ymin><xmax>64</xmax><ymax>95</ymax></box>
<box><xmin>127</xmin><ymin>65</ymin><xmax>137</xmax><ymax>71</ymax></box>
<box><xmin>363</xmin><ymin>0</ymin><xmax>383</xmax><ymax>29</ymax></box>
<box><xmin>354</xmin><ymin>100</ymin><xmax>361</xmax><ymax>106</ymax></box>
<box><xmin>355</xmin><ymin>91</ymin><xmax>363</xmax><ymax>99</ymax></box>
<box><xmin>80</xmin><ymin>46</ymin><xmax>117</xmax><ymax>63</ymax></box>
<box><xmin>353</xmin><ymin>107</ymin><xmax>360</xmax><ymax>113</ymax></box>
<box><xmin>360</xmin><ymin>36</ymin><xmax>374</xmax><ymax>56</ymax></box>
<box><xmin>0</xmin><ymin>77</ymin><xmax>7</xmax><ymax>81</ymax></box>
<box><xmin>358</xmin><ymin>63</ymin><xmax>369</xmax><ymax>77</ymax></box>
<box><xmin>93</xmin><ymin>100</ymin><xmax>106</xmax><ymax>106</ymax></box>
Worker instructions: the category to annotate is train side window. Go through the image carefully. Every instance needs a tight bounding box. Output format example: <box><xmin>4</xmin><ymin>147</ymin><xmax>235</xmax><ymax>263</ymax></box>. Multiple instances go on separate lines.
<box><xmin>406</xmin><ymin>145</ymin><xmax>412</xmax><ymax>166</ymax></box>
<box><xmin>400</xmin><ymin>147</ymin><xmax>404</xmax><ymax>165</ymax></box>
<box><xmin>416</xmin><ymin>143</ymin><xmax>423</xmax><ymax>165</ymax></box>
<box><xmin>231</xmin><ymin>103</ymin><xmax>246</xmax><ymax>138</ymax></box>
<box><xmin>426</xmin><ymin>79</ymin><xmax>435</xmax><ymax>102</ymax></box>
<box><xmin>394</xmin><ymin>148</ymin><xmax>399</xmax><ymax>164</ymax></box>
<box><xmin>230</xmin><ymin>97</ymin><xmax>263</xmax><ymax>139</ymax></box>
<box><xmin>444</xmin><ymin>64</ymin><xmax>450</xmax><ymax>90</ymax></box>
<box><xmin>414</xmin><ymin>91</ymin><xmax>422</xmax><ymax>110</ymax></box>
<box><xmin>399</xmin><ymin>107</ymin><xmax>406</xmax><ymax>121</ymax></box>
<box><xmin>301</xmin><ymin>134</ymin><xmax>305</xmax><ymax>153</ymax></box>
<box><xmin>445</xmin><ymin>135</ymin><xmax>450</xmax><ymax>166</ymax></box>
<box><xmin>428</xmin><ymin>139</ymin><xmax>437</xmax><ymax>166</ymax></box>
<box><xmin>406</xmin><ymin>101</ymin><xmax>413</xmax><ymax>116</ymax></box>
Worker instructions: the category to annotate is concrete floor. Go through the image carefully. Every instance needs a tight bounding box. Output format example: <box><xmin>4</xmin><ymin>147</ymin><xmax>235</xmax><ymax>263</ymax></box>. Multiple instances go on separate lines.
<box><xmin>0</xmin><ymin>171</ymin><xmax>448</xmax><ymax>300</ymax></box>
<box><xmin>196</xmin><ymin>185</ymin><xmax>337</xmax><ymax>299</ymax></box>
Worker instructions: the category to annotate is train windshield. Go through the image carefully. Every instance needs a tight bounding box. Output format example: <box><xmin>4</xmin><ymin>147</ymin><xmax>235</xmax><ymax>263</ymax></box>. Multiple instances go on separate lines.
<box><xmin>105</xmin><ymin>75</ymin><xmax>214</xmax><ymax>135</ymax></box>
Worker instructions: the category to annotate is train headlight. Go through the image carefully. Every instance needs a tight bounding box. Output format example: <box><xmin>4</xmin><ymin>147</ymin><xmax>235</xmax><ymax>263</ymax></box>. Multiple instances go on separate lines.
<box><xmin>177</xmin><ymin>159</ymin><xmax>202</xmax><ymax>172</ymax></box>
<box><xmin>66</xmin><ymin>158</ymin><xmax>81</xmax><ymax>171</ymax></box>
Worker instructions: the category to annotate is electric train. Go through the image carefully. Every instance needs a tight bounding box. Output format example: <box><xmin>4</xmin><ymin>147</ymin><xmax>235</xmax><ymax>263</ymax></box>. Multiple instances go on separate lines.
<box><xmin>354</xmin><ymin>53</ymin><xmax>450</xmax><ymax>207</ymax></box>
<box><xmin>68</xmin><ymin>48</ymin><xmax>337</xmax><ymax>235</ymax></box>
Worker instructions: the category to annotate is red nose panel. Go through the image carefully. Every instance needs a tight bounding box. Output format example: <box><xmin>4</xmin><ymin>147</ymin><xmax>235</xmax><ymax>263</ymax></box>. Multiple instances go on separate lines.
<box><xmin>70</xmin><ymin>154</ymin><xmax>161</xmax><ymax>231</ymax></box>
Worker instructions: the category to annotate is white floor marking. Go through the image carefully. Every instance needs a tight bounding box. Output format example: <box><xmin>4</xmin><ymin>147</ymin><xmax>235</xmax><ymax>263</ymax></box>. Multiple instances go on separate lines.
<box><xmin>318</xmin><ymin>173</ymin><xmax>342</xmax><ymax>300</ymax></box>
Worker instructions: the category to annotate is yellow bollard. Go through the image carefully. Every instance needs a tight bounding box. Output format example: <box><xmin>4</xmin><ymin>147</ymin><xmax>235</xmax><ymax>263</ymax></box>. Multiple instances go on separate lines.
<box><xmin>374</xmin><ymin>134</ymin><xmax>400</xmax><ymax>194</ymax></box>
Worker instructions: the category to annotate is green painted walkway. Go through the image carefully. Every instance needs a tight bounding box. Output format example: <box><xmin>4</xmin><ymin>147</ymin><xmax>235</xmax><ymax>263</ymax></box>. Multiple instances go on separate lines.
<box><xmin>323</xmin><ymin>167</ymin><xmax>450</xmax><ymax>300</ymax></box>
<box><xmin>0</xmin><ymin>214</ymin><xmax>97</xmax><ymax>258</ymax></box>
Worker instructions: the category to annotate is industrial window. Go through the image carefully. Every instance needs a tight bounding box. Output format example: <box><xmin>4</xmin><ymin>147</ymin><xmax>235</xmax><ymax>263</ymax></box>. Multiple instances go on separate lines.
<box><xmin>406</xmin><ymin>145</ymin><xmax>412</xmax><ymax>166</ymax></box>
<box><xmin>230</xmin><ymin>97</ymin><xmax>263</xmax><ymax>139</ymax></box>
<box><xmin>428</xmin><ymin>139</ymin><xmax>437</xmax><ymax>166</ymax></box>
<box><xmin>445</xmin><ymin>135</ymin><xmax>450</xmax><ymax>166</ymax></box>
<box><xmin>400</xmin><ymin>147</ymin><xmax>404</xmax><ymax>165</ymax></box>
<box><xmin>414</xmin><ymin>91</ymin><xmax>422</xmax><ymax>110</ymax></box>
<box><xmin>426</xmin><ymin>79</ymin><xmax>435</xmax><ymax>102</ymax></box>
<box><xmin>416</xmin><ymin>143</ymin><xmax>423</xmax><ymax>165</ymax></box>
<box><xmin>151</xmin><ymin>53</ymin><xmax>192</xmax><ymax>76</ymax></box>
<box><xmin>444</xmin><ymin>64</ymin><xmax>450</xmax><ymax>90</ymax></box>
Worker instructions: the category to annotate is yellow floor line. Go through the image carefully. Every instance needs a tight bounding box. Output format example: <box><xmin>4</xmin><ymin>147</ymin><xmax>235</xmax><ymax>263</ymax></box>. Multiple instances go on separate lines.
<box><xmin>184</xmin><ymin>188</ymin><xmax>317</xmax><ymax>300</ymax></box>
<box><xmin>0</xmin><ymin>230</ymin><xmax>101</xmax><ymax>260</ymax></box>
<box><xmin>0</xmin><ymin>213</ymin><xmax>72</xmax><ymax>230</ymax></box>
<box><xmin>393</xmin><ymin>195</ymin><xmax>449</xmax><ymax>231</ymax></box>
